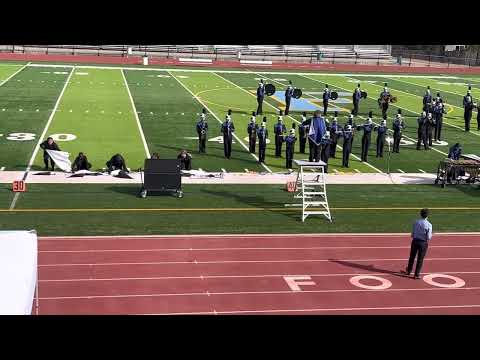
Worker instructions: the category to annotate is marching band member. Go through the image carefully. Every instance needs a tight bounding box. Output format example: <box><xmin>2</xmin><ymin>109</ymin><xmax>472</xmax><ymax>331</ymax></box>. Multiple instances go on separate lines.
<box><xmin>352</xmin><ymin>83</ymin><xmax>362</xmax><ymax>116</ymax></box>
<box><xmin>426</xmin><ymin>112</ymin><xmax>435</xmax><ymax>147</ymax></box>
<box><xmin>463</xmin><ymin>87</ymin><xmax>474</xmax><ymax>132</ymax></box>
<box><xmin>374</xmin><ymin>119</ymin><xmax>388</xmax><ymax>158</ymax></box>
<box><xmin>477</xmin><ymin>104</ymin><xmax>480</xmax><ymax>131</ymax></box>
<box><xmin>322</xmin><ymin>84</ymin><xmax>331</xmax><ymax>116</ymax></box>
<box><xmin>357</xmin><ymin>111</ymin><xmax>375</xmax><ymax>163</ymax></box>
<box><xmin>433</xmin><ymin>99</ymin><xmax>445</xmax><ymax>141</ymax></box>
<box><xmin>308</xmin><ymin>110</ymin><xmax>327</xmax><ymax>162</ymax></box>
<box><xmin>320</xmin><ymin>132</ymin><xmax>333</xmax><ymax>173</ymax></box>
<box><xmin>416</xmin><ymin>111</ymin><xmax>429</xmax><ymax>150</ymax></box>
<box><xmin>379</xmin><ymin>83</ymin><xmax>390</xmax><ymax>119</ymax></box>
<box><xmin>257</xmin><ymin>117</ymin><xmax>268</xmax><ymax>163</ymax></box>
<box><xmin>247</xmin><ymin>111</ymin><xmax>258</xmax><ymax>153</ymax></box>
<box><xmin>196</xmin><ymin>109</ymin><xmax>208</xmax><ymax>153</ymax></box>
<box><xmin>256</xmin><ymin>79</ymin><xmax>265</xmax><ymax>115</ymax></box>
<box><xmin>285</xmin><ymin>127</ymin><xmax>297</xmax><ymax>169</ymax></box>
<box><xmin>298</xmin><ymin>111</ymin><xmax>308</xmax><ymax>153</ymax></box>
<box><xmin>340</xmin><ymin>124</ymin><xmax>354</xmax><ymax>168</ymax></box>
<box><xmin>329</xmin><ymin>111</ymin><xmax>340</xmax><ymax>158</ymax></box>
<box><xmin>284</xmin><ymin>80</ymin><xmax>294</xmax><ymax>115</ymax></box>
<box><xmin>221</xmin><ymin>109</ymin><xmax>235</xmax><ymax>159</ymax></box>
<box><xmin>274</xmin><ymin>111</ymin><xmax>287</xmax><ymax>157</ymax></box>
<box><xmin>177</xmin><ymin>149</ymin><xmax>192</xmax><ymax>170</ymax></box>
<box><xmin>392</xmin><ymin>110</ymin><xmax>406</xmax><ymax>154</ymax></box>
<box><xmin>423</xmin><ymin>86</ymin><xmax>433</xmax><ymax>113</ymax></box>
<box><xmin>435</xmin><ymin>92</ymin><xmax>443</xmax><ymax>104</ymax></box>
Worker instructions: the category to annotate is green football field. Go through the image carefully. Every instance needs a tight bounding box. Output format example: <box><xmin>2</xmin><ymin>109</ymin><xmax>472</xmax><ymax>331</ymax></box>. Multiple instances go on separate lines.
<box><xmin>1</xmin><ymin>62</ymin><xmax>480</xmax><ymax>174</ymax></box>
<box><xmin>1</xmin><ymin>61</ymin><xmax>480</xmax><ymax>235</ymax></box>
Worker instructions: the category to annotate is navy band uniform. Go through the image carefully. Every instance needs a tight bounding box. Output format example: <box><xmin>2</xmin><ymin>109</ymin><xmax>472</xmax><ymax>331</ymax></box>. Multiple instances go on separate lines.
<box><xmin>285</xmin><ymin>128</ymin><xmax>296</xmax><ymax>169</ymax></box>
<box><xmin>247</xmin><ymin>112</ymin><xmax>258</xmax><ymax>153</ymax></box>
<box><xmin>463</xmin><ymin>88</ymin><xmax>473</xmax><ymax>132</ymax></box>
<box><xmin>416</xmin><ymin>112</ymin><xmax>429</xmax><ymax>150</ymax></box>
<box><xmin>274</xmin><ymin>114</ymin><xmax>287</xmax><ymax>157</ymax></box>
<box><xmin>322</xmin><ymin>85</ymin><xmax>330</xmax><ymax>116</ymax></box>
<box><xmin>196</xmin><ymin>110</ymin><xmax>208</xmax><ymax>153</ymax></box>
<box><xmin>357</xmin><ymin>111</ymin><xmax>374</xmax><ymax>162</ymax></box>
<box><xmin>257</xmin><ymin>117</ymin><xmax>268</xmax><ymax>163</ymax></box>
<box><xmin>374</xmin><ymin>119</ymin><xmax>388</xmax><ymax>158</ymax></box>
<box><xmin>284</xmin><ymin>81</ymin><xmax>294</xmax><ymax>115</ymax></box>
<box><xmin>221</xmin><ymin>110</ymin><xmax>235</xmax><ymax>159</ymax></box>
<box><xmin>299</xmin><ymin>112</ymin><xmax>307</xmax><ymax>153</ymax></box>
<box><xmin>392</xmin><ymin>110</ymin><xmax>405</xmax><ymax>153</ymax></box>
<box><xmin>256</xmin><ymin>80</ymin><xmax>265</xmax><ymax>115</ymax></box>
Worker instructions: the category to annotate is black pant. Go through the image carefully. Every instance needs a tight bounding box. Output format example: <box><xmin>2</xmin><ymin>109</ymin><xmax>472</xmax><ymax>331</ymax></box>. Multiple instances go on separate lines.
<box><xmin>407</xmin><ymin>239</ymin><xmax>429</xmax><ymax>277</ymax></box>
<box><xmin>256</xmin><ymin>96</ymin><xmax>263</xmax><ymax>115</ymax></box>
<box><xmin>417</xmin><ymin>131</ymin><xmax>428</xmax><ymax>150</ymax></box>
<box><xmin>43</xmin><ymin>154</ymin><xmax>55</xmax><ymax>170</ymax></box>
<box><xmin>381</xmin><ymin>103</ymin><xmax>389</xmax><ymax>118</ymax></box>
<box><xmin>393</xmin><ymin>133</ymin><xmax>401</xmax><ymax>153</ymax></box>
<box><xmin>311</xmin><ymin>143</ymin><xmax>321</xmax><ymax>162</ymax></box>
<box><xmin>248</xmin><ymin>134</ymin><xmax>256</xmax><ymax>153</ymax></box>
<box><xmin>320</xmin><ymin>144</ymin><xmax>330</xmax><ymax>173</ymax></box>
<box><xmin>198</xmin><ymin>134</ymin><xmax>206</xmax><ymax>153</ymax></box>
<box><xmin>308</xmin><ymin>138</ymin><xmax>314</xmax><ymax>161</ymax></box>
<box><xmin>427</xmin><ymin>129</ymin><xmax>434</xmax><ymax>147</ymax></box>
<box><xmin>376</xmin><ymin>137</ymin><xmax>385</xmax><ymax>157</ymax></box>
<box><xmin>223</xmin><ymin>135</ymin><xmax>232</xmax><ymax>158</ymax></box>
<box><xmin>342</xmin><ymin>141</ymin><xmax>352</xmax><ymax>167</ymax></box>
<box><xmin>299</xmin><ymin>136</ymin><xmax>306</xmax><ymax>153</ymax></box>
<box><xmin>353</xmin><ymin>100</ymin><xmax>359</xmax><ymax>116</ymax></box>
<box><xmin>323</xmin><ymin>100</ymin><xmax>328</xmax><ymax>116</ymax></box>
<box><xmin>465</xmin><ymin>109</ymin><xmax>472</xmax><ymax>132</ymax></box>
<box><xmin>434</xmin><ymin>116</ymin><xmax>443</xmax><ymax>141</ymax></box>
<box><xmin>258</xmin><ymin>144</ymin><xmax>266</xmax><ymax>163</ymax></box>
<box><xmin>286</xmin><ymin>147</ymin><xmax>294</xmax><ymax>168</ymax></box>
<box><xmin>330</xmin><ymin>139</ymin><xmax>337</xmax><ymax>158</ymax></box>
<box><xmin>285</xmin><ymin>97</ymin><xmax>291</xmax><ymax>115</ymax></box>
<box><xmin>477</xmin><ymin>113</ymin><xmax>480</xmax><ymax>131</ymax></box>
<box><xmin>275</xmin><ymin>135</ymin><xmax>283</xmax><ymax>157</ymax></box>
<box><xmin>361</xmin><ymin>135</ymin><xmax>370</xmax><ymax>162</ymax></box>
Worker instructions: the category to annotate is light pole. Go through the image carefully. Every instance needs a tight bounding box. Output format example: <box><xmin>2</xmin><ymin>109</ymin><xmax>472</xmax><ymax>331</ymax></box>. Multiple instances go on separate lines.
<box><xmin>386</xmin><ymin>136</ymin><xmax>393</xmax><ymax>174</ymax></box>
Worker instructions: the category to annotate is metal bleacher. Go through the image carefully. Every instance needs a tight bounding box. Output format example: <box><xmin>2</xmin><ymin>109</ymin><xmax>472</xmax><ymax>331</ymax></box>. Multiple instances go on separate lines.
<box><xmin>1</xmin><ymin>44</ymin><xmax>394</xmax><ymax>64</ymax></box>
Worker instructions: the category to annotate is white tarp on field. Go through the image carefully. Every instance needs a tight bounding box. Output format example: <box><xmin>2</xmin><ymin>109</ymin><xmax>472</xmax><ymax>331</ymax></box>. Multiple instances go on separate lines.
<box><xmin>46</xmin><ymin>150</ymin><xmax>71</xmax><ymax>172</ymax></box>
<box><xmin>0</xmin><ymin>231</ymin><xmax>38</xmax><ymax>315</ymax></box>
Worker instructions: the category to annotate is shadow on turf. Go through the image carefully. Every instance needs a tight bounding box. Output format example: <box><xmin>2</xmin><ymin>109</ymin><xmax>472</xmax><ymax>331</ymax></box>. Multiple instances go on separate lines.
<box><xmin>200</xmin><ymin>188</ymin><xmax>300</xmax><ymax>219</ymax></box>
<box><xmin>328</xmin><ymin>259</ymin><xmax>407</xmax><ymax>278</ymax></box>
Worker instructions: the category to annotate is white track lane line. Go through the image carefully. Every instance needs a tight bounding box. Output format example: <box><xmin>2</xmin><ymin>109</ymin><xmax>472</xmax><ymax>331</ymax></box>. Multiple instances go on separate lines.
<box><xmin>38</xmin><ymin>256</ymin><xmax>480</xmax><ymax>267</ymax></box>
<box><xmin>139</xmin><ymin>304</ymin><xmax>480</xmax><ymax>315</ymax></box>
<box><xmin>38</xmin><ymin>286</ymin><xmax>480</xmax><ymax>301</ymax></box>
<box><xmin>38</xmin><ymin>271</ymin><xmax>480</xmax><ymax>283</ymax></box>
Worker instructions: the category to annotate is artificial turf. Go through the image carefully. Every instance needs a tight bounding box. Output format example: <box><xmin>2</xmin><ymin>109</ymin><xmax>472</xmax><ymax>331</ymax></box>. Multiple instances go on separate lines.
<box><xmin>1</xmin><ymin>183</ymin><xmax>478</xmax><ymax>236</ymax></box>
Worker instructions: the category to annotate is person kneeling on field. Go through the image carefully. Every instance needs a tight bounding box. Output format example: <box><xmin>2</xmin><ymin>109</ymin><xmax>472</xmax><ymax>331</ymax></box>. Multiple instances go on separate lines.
<box><xmin>177</xmin><ymin>149</ymin><xmax>192</xmax><ymax>170</ymax></box>
<box><xmin>106</xmin><ymin>153</ymin><xmax>128</xmax><ymax>173</ymax></box>
<box><xmin>71</xmin><ymin>152</ymin><xmax>92</xmax><ymax>172</ymax></box>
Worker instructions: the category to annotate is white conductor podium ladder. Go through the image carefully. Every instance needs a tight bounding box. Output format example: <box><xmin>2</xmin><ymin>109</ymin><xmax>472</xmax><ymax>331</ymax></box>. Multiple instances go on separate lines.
<box><xmin>286</xmin><ymin>160</ymin><xmax>332</xmax><ymax>222</ymax></box>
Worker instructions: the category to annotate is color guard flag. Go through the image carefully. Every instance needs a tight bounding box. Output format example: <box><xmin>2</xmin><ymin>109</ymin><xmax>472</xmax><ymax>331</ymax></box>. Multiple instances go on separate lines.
<box><xmin>308</xmin><ymin>116</ymin><xmax>327</xmax><ymax>145</ymax></box>
<box><xmin>46</xmin><ymin>150</ymin><xmax>71</xmax><ymax>172</ymax></box>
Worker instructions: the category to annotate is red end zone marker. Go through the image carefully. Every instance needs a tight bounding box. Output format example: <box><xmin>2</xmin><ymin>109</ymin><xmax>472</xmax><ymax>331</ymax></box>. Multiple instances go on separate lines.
<box><xmin>12</xmin><ymin>180</ymin><xmax>26</xmax><ymax>192</ymax></box>
<box><xmin>283</xmin><ymin>276</ymin><xmax>316</xmax><ymax>292</ymax></box>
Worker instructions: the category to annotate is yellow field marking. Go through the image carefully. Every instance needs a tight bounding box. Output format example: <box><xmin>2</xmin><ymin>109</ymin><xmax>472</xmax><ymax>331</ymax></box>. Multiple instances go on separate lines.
<box><xmin>2</xmin><ymin>207</ymin><xmax>480</xmax><ymax>213</ymax></box>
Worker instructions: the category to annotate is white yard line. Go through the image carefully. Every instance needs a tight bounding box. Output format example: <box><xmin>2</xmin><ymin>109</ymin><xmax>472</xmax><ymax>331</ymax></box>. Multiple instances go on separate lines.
<box><xmin>347</xmin><ymin>74</ymin><xmax>480</xmax><ymax>138</ymax></box>
<box><xmin>215</xmin><ymin>71</ymin><xmax>382</xmax><ymax>174</ymax></box>
<box><xmin>167</xmin><ymin>71</ymin><xmax>272</xmax><ymax>173</ymax></box>
<box><xmin>121</xmin><ymin>69</ymin><xmax>150</xmax><ymax>158</ymax></box>
<box><xmin>26</xmin><ymin>63</ymin><xmax>462</xmax><ymax>78</ymax></box>
<box><xmin>9</xmin><ymin>67</ymin><xmax>75</xmax><ymax>211</ymax></box>
<box><xmin>397</xmin><ymin>169</ymin><xmax>405</xmax><ymax>173</ymax></box>
<box><xmin>301</xmin><ymin>74</ymin><xmax>449</xmax><ymax>157</ymax></box>
<box><xmin>0</xmin><ymin>62</ymin><xmax>29</xmax><ymax>87</ymax></box>
<box><xmin>418</xmin><ymin>169</ymin><xmax>426</xmax><ymax>173</ymax></box>
<box><xmin>257</xmin><ymin>72</ymin><xmax>384</xmax><ymax>173</ymax></box>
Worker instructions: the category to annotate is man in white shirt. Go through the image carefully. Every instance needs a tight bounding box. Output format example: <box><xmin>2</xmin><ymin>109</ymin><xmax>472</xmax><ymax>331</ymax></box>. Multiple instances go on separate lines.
<box><xmin>402</xmin><ymin>208</ymin><xmax>433</xmax><ymax>279</ymax></box>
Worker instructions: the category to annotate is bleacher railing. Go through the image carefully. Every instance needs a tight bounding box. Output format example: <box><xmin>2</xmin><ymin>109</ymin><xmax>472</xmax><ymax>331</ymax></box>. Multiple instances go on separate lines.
<box><xmin>0</xmin><ymin>45</ymin><xmax>395</xmax><ymax>65</ymax></box>
<box><xmin>391</xmin><ymin>49</ymin><xmax>480</xmax><ymax>67</ymax></box>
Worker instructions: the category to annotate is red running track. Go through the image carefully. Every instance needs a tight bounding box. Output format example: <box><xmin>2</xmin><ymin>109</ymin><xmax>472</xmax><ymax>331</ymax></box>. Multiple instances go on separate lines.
<box><xmin>37</xmin><ymin>233</ymin><xmax>480</xmax><ymax>315</ymax></box>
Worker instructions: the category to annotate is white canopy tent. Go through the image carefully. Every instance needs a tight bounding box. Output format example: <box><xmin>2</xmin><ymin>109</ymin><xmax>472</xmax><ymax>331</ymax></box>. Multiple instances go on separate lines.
<box><xmin>0</xmin><ymin>231</ymin><xmax>38</xmax><ymax>315</ymax></box>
